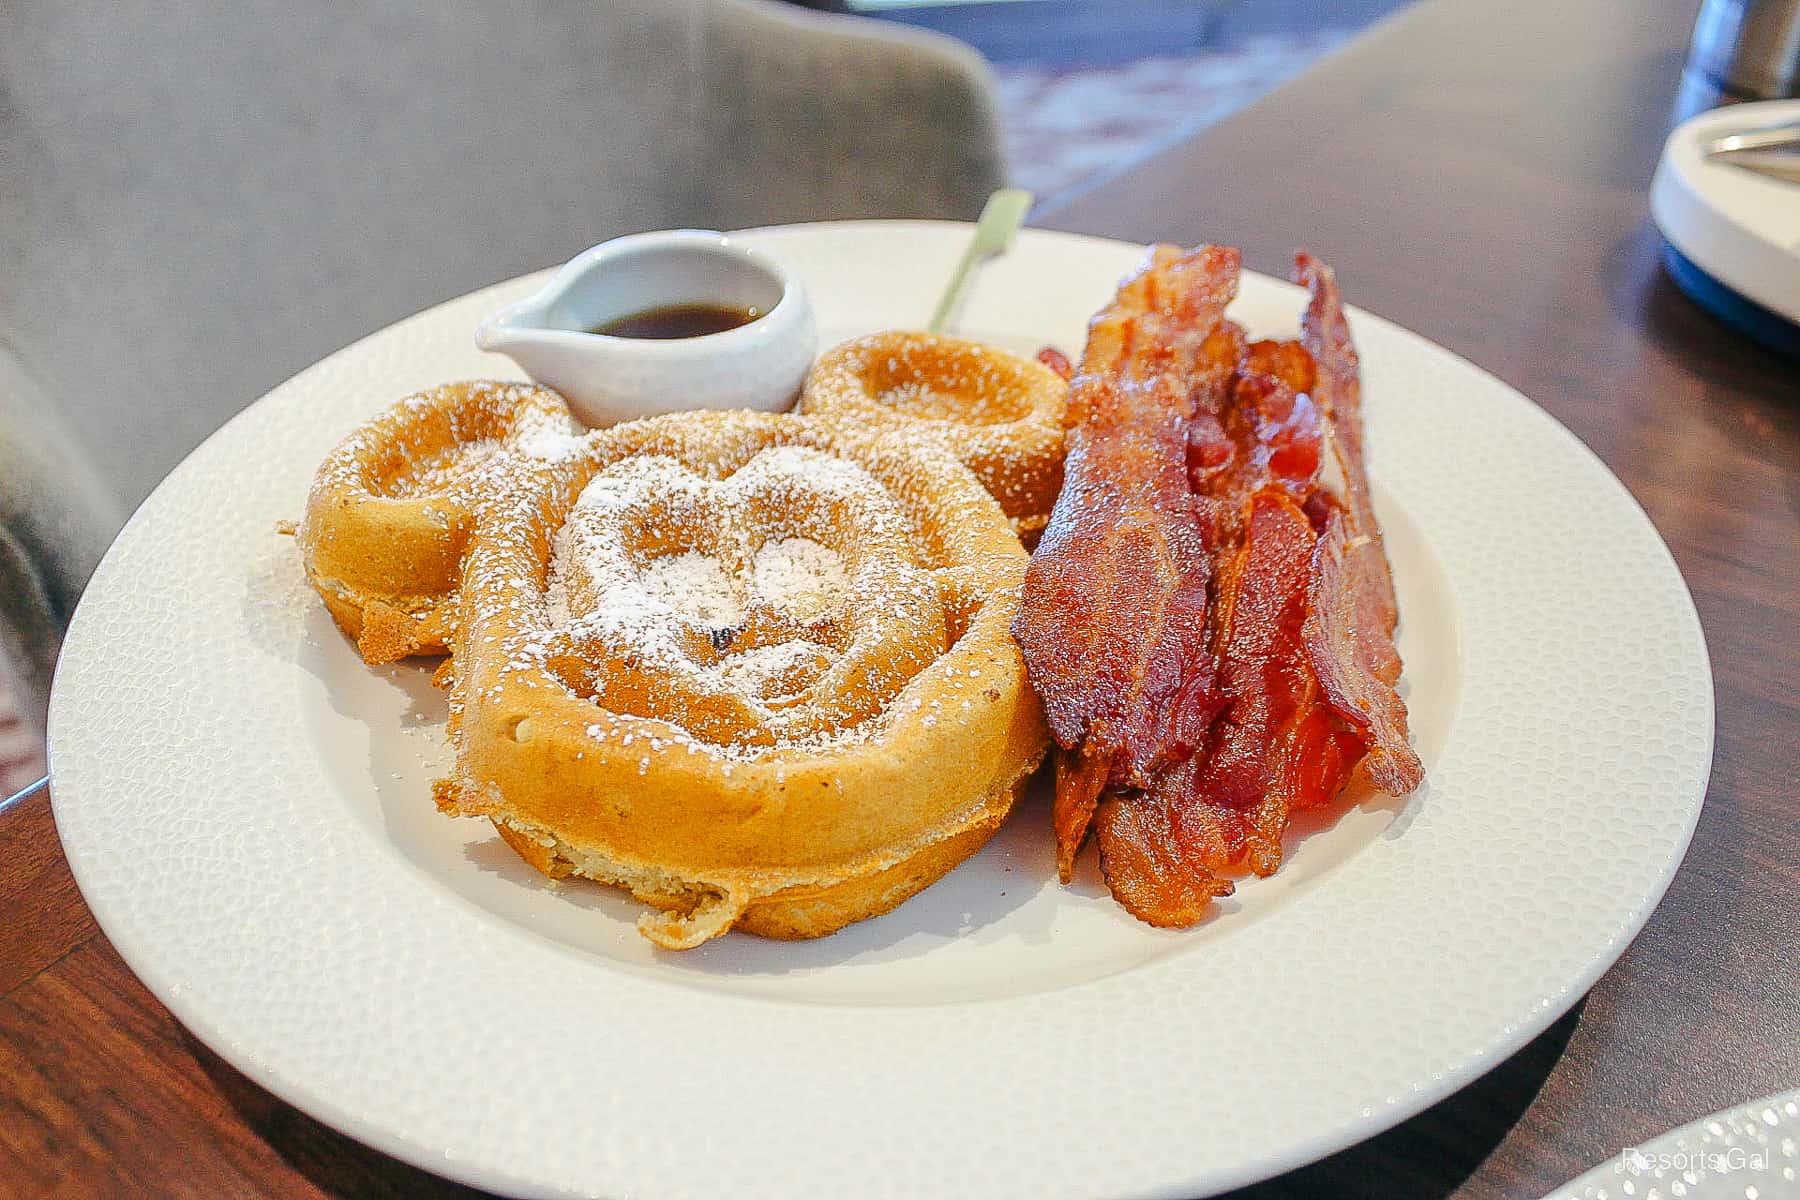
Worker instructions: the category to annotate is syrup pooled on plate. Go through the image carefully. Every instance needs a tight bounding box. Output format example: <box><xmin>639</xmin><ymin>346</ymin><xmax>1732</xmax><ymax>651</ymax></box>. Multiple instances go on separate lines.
<box><xmin>589</xmin><ymin>302</ymin><xmax>761</xmax><ymax>339</ymax></box>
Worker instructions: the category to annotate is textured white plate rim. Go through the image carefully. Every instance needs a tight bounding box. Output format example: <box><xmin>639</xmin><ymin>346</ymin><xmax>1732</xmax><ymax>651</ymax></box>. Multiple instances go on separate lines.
<box><xmin>46</xmin><ymin>221</ymin><xmax>1713</xmax><ymax>1200</ymax></box>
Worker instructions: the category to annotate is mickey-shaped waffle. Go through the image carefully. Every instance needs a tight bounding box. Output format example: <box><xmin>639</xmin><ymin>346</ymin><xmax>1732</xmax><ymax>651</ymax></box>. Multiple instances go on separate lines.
<box><xmin>432</xmin><ymin>411</ymin><xmax>1046</xmax><ymax>947</ymax></box>
<box><xmin>298</xmin><ymin>343</ymin><xmax>1057</xmax><ymax>949</ymax></box>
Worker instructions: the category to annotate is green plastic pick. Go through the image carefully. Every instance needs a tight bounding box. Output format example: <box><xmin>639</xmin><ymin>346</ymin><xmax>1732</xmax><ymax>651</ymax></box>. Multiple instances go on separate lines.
<box><xmin>926</xmin><ymin>188</ymin><xmax>1034</xmax><ymax>333</ymax></box>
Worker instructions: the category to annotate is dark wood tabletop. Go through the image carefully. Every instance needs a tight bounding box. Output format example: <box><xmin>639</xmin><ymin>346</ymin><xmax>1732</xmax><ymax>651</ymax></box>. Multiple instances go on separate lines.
<box><xmin>7</xmin><ymin>0</ymin><xmax>1797</xmax><ymax>1195</ymax></box>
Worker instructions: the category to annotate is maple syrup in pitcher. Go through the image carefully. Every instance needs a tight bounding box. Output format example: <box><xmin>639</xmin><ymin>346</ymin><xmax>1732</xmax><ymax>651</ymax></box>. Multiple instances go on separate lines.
<box><xmin>589</xmin><ymin>302</ymin><xmax>762</xmax><ymax>340</ymax></box>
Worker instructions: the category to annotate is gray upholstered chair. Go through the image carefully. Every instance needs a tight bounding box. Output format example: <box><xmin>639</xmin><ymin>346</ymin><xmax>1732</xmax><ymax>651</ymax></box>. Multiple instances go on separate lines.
<box><xmin>0</xmin><ymin>0</ymin><xmax>1003</xmax><ymax>733</ymax></box>
<box><xmin>0</xmin><ymin>341</ymin><xmax>119</xmax><ymax>749</ymax></box>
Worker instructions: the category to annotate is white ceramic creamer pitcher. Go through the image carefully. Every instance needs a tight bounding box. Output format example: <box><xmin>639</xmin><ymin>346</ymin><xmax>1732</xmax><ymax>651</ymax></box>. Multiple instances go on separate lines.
<box><xmin>475</xmin><ymin>230</ymin><xmax>817</xmax><ymax>428</ymax></box>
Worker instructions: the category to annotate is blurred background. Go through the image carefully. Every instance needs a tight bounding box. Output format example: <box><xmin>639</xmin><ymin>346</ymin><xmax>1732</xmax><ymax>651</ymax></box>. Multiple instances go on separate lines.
<box><xmin>839</xmin><ymin>0</ymin><xmax>1408</xmax><ymax>198</ymax></box>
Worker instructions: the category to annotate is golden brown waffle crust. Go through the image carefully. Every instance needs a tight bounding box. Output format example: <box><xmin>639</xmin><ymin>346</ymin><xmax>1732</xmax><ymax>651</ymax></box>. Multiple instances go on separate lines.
<box><xmin>434</xmin><ymin>410</ymin><xmax>1050</xmax><ymax>949</ymax></box>
<box><xmin>798</xmin><ymin>332</ymin><xmax>1067</xmax><ymax>544</ymax></box>
<box><xmin>295</xmin><ymin>381</ymin><xmax>576</xmax><ymax>663</ymax></box>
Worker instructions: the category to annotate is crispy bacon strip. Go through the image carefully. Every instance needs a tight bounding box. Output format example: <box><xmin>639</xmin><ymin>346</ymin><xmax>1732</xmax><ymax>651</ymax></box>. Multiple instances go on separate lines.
<box><xmin>1186</xmin><ymin>488</ymin><xmax>1364</xmax><ymax>876</ymax></box>
<box><xmin>1013</xmin><ymin>245</ymin><xmax>1242</xmax><ymax>880</ymax></box>
<box><xmin>1295</xmin><ymin>253</ymin><xmax>1424</xmax><ymax>794</ymax></box>
<box><xmin>1296</xmin><ymin>251</ymin><xmax>1391</xmax><ymax>619</ymax></box>
<box><xmin>1103</xmin><ymin>487</ymin><xmax>1360</xmax><ymax>910</ymax></box>
<box><xmin>1092</xmin><ymin>357</ymin><xmax>1338</xmax><ymax>904</ymax></box>
<box><xmin>1093</xmin><ymin>786</ymin><xmax>1235</xmax><ymax>928</ymax></box>
<box><xmin>1019</xmin><ymin>246</ymin><xmax>1422</xmax><ymax>925</ymax></box>
<box><xmin>1305</xmin><ymin>510</ymin><xmax>1422</xmax><ymax>793</ymax></box>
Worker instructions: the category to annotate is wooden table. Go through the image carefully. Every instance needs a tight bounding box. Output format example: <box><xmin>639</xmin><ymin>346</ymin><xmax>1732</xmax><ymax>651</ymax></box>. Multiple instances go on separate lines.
<box><xmin>6</xmin><ymin>0</ymin><xmax>1797</xmax><ymax>1195</ymax></box>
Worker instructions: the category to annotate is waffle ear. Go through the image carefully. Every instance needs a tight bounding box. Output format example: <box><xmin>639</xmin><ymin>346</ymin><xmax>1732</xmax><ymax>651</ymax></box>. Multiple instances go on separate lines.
<box><xmin>798</xmin><ymin>332</ymin><xmax>1068</xmax><ymax>544</ymax></box>
<box><xmin>295</xmin><ymin>381</ymin><xmax>581</xmax><ymax>663</ymax></box>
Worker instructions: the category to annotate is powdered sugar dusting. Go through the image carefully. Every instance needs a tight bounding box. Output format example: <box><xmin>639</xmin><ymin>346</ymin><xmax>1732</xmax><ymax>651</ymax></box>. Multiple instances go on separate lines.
<box><xmin>638</xmin><ymin>553</ymin><xmax>744</xmax><ymax>627</ymax></box>
<box><xmin>395</xmin><ymin>441</ymin><xmax>506</xmax><ymax>496</ymax></box>
<box><xmin>718</xmin><ymin>639</ymin><xmax>834</xmax><ymax>703</ymax></box>
<box><xmin>313</xmin><ymin>380</ymin><xmax>588</xmax><ymax>498</ymax></box>
<box><xmin>509</xmin><ymin>402</ymin><xmax>587</xmax><ymax>460</ymax></box>
<box><xmin>529</xmin><ymin>440</ymin><xmax>936</xmax><ymax>753</ymax></box>
<box><xmin>752</xmin><ymin>538</ymin><xmax>847</xmax><ymax>622</ymax></box>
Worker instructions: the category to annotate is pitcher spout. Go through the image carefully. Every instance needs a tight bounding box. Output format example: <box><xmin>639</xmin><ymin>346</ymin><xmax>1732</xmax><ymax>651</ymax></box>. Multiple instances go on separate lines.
<box><xmin>473</xmin><ymin>299</ymin><xmax>553</xmax><ymax>355</ymax></box>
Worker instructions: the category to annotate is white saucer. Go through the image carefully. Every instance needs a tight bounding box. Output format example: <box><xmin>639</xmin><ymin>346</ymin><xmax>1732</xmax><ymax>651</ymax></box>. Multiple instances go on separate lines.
<box><xmin>1651</xmin><ymin>98</ymin><xmax>1800</xmax><ymax>326</ymax></box>
<box><xmin>1540</xmin><ymin>1086</ymin><xmax>1800</xmax><ymax>1200</ymax></box>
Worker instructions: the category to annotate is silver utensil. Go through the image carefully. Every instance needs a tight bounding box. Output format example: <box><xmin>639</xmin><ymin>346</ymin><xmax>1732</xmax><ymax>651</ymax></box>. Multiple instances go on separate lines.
<box><xmin>1704</xmin><ymin>118</ymin><xmax>1800</xmax><ymax>152</ymax></box>
<box><xmin>2</xmin><ymin>774</ymin><xmax>48</xmax><ymax>813</ymax></box>
<box><xmin>1703</xmin><ymin>120</ymin><xmax>1800</xmax><ymax>180</ymax></box>
<box><xmin>1710</xmin><ymin>149</ymin><xmax>1800</xmax><ymax>180</ymax></box>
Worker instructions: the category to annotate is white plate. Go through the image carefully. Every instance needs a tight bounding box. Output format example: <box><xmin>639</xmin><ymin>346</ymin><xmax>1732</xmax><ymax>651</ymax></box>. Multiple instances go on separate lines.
<box><xmin>48</xmin><ymin>222</ymin><xmax>1713</xmax><ymax>1199</ymax></box>
<box><xmin>1539</xmin><ymin>1086</ymin><xmax>1800</xmax><ymax>1200</ymax></box>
